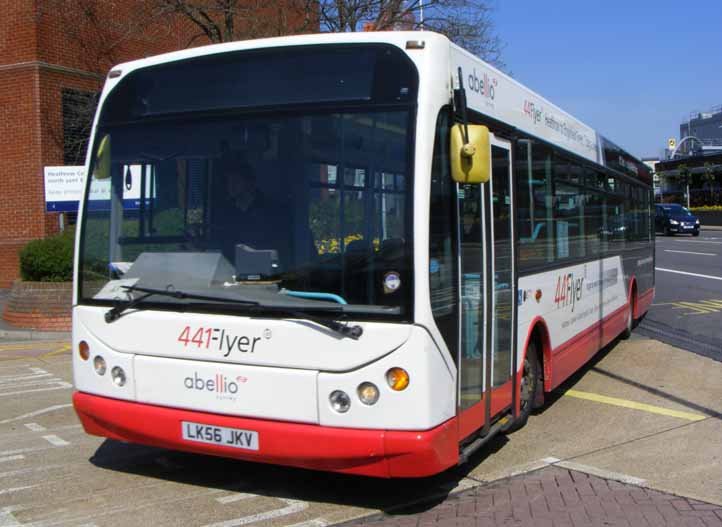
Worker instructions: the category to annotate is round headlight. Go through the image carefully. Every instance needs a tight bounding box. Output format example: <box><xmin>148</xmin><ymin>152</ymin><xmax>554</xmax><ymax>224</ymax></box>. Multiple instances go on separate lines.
<box><xmin>329</xmin><ymin>390</ymin><xmax>351</xmax><ymax>413</ymax></box>
<box><xmin>93</xmin><ymin>356</ymin><xmax>106</xmax><ymax>376</ymax></box>
<box><xmin>111</xmin><ymin>366</ymin><xmax>126</xmax><ymax>387</ymax></box>
<box><xmin>78</xmin><ymin>341</ymin><xmax>90</xmax><ymax>361</ymax></box>
<box><xmin>386</xmin><ymin>367</ymin><xmax>410</xmax><ymax>391</ymax></box>
<box><xmin>357</xmin><ymin>382</ymin><xmax>380</xmax><ymax>405</ymax></box>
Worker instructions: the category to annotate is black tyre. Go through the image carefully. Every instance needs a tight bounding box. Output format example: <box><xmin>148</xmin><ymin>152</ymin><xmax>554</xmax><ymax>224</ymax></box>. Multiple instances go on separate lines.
<box><xmin>665</xmin><ymin>227</ymin><xmax>673</xmax><ymax>236</ymax></box>
<box><xmin>621</xmin><ymin>300</ymin><xmax>634</xmax><ymax>339</ymax></box>
<box><xmin>693</xmin><ymin>231</ymin><xmax>700</xmax><ymax>237</ymax></box>
<box><xmin>507</xmin><ymin>340</ymin><xmax>542</xmax><ymax>433</ymax></box>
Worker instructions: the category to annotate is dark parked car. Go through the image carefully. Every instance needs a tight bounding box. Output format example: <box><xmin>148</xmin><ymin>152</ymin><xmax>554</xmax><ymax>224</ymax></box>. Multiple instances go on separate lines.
<box><xmin>655</xmin><ymin>203</ymin><xmax>700</xmax><ymax>236</ymax></box>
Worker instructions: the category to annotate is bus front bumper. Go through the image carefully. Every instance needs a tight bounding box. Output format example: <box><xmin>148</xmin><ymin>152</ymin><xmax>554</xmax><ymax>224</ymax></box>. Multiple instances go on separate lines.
<box><xmin>73</xmin><ymin>392</ymin><xmax>458</xmax><ymax>478</ymax></box>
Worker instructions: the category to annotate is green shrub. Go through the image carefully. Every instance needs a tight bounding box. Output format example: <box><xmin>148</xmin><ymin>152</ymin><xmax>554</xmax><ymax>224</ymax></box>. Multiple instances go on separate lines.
<box><xmin>690</xmin><ymin>205</ymin><xmax>722</xmax><ymax>211</ymax></box>
<box><xmin>19</xmin><ymin>230</ymin><xmax>75</xmax><ymax>282</ymax></box>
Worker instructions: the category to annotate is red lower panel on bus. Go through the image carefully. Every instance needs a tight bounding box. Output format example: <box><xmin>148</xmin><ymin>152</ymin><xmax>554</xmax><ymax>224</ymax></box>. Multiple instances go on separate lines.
<box><xmin>457</xmin><ymin>380</ymin><xmax>513</xmax><ymax>441</ymax></box>
<box><xmin>548</xmin><ymin>303</ymin><xmax>628</xmax><ymax>390</ymax></box>
<box><xmin>637</xmin><ymin>288</ymin><xmax>654</xmax><ymax>318</ymax></box>
<box><xmin>73</xmin><ymin>392</ymin><xmax>458</xmax><ymax>478</ymax></box>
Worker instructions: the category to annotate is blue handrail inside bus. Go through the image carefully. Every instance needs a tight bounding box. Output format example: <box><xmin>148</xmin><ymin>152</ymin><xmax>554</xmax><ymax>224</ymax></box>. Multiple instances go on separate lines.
<box><xmin>280</xmin><ymin>289</ymin><xmax>348</xmax><ymax>305</ymax></box>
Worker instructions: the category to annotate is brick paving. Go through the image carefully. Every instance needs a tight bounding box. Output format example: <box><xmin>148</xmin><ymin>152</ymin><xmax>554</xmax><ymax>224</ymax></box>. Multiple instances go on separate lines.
<box><xmin>342</xmin><ymin>466</ymin><xmax>722</xmax><ymax>527</ymax></box>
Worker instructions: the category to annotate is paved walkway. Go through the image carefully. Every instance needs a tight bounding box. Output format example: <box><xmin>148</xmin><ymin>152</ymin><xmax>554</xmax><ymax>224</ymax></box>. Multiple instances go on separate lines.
<box><xmin>342</xmin><ymin>466</ymin><xmax>722</xmax><ymax>527</ymax></box>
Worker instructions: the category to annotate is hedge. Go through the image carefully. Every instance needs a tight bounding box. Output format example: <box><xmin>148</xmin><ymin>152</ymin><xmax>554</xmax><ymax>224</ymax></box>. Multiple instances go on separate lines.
<box><xmin>19</xmin><ymin>230</ymin><xmax>75</xmax><ymax>282</ymax></box>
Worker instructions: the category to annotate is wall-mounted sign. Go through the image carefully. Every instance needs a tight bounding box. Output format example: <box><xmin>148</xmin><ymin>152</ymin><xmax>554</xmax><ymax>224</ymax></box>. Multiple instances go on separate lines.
<box><xmin>44</xmin><ymin>166</ymin><xmax>90</xmax><ymax>212</ymax></box>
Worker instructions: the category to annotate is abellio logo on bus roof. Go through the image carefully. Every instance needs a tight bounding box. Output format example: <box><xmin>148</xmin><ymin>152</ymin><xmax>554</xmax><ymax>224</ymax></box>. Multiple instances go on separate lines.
<box><xmin>184</xmin><ymin>372</ymin><xmax>248</xmax><ymax>401</ymax></box>
<box><xmin>467</xmin><ymin>69</ymin><xmax>498</xmax><ymax>100</ymax></box>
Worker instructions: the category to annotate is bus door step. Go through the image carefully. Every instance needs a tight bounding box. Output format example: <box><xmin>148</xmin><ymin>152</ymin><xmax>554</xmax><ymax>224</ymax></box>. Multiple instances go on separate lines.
<box><xmin>458</xmin><ymin>413</ymin><xmax>512</xmax><ymax>465</ymax></box>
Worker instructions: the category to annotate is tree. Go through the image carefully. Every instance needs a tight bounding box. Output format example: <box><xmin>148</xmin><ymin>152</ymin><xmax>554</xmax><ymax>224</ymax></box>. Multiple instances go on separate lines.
<box><xmin>147</xmin><ymin>0</ymin><xmax>504</xmax><ymax>68</ymax></box>
<box><xmin>145</xmin><ymin>0</ymin><xmax>319</xmax><ymax>46</ymax></box>
<box><xmin>316</xmin><ymin>0</ymin><xmax>504</xmax><ymax>67</ymax></box>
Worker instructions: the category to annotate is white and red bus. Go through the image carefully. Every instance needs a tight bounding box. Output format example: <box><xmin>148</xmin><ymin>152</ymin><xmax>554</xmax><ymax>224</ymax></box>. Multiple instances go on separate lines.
<box><xmin>72</xmin><ymin>31</ymin><xmax>654</xmax><ymax>478</ymax></box>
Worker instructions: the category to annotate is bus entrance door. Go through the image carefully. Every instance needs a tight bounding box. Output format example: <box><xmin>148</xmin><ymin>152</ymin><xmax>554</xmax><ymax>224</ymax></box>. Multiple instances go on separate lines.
<box><xmin>458</xmin><ymin>136</ymin><xmax>515</xmax><ymax>441</ymax></box>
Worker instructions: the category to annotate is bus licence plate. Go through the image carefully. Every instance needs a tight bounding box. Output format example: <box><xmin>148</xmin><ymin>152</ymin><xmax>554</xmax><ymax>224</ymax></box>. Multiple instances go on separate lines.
<box><xmin>181</xmin><ymin>421</ymin><xmax>259</xmax><ymax>450</ymax></box>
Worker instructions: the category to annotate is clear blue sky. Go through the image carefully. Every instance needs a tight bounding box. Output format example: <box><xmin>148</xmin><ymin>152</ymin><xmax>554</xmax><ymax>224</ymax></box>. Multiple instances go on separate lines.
<box><xmin>493</xmin><ymin>1</ymin><xmax>722</xmax><ymax>160</ymax></box>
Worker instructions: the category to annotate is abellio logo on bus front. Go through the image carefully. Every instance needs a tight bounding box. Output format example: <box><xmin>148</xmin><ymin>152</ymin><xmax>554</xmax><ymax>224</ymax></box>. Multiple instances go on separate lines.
<box><xmin>184</xmin><ymin>372</ymin><xmax>248</xmax><ymax>401</ymax></box>
<box><xmin>467</xmin><ymin>68</ymin><xmax>498</xmax><ymax>101</ymax></box>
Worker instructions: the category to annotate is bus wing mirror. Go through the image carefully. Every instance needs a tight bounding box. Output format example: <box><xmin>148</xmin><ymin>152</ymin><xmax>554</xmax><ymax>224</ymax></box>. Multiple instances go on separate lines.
<box><xmin>93</xmin><ymin>135</ymin><xmax>111</xmax><ymax>180</ymax></box>
<box><xmin>450</xmin><ymin>124</ymin><xmax>490</xmax><ymax>184</ymax></box>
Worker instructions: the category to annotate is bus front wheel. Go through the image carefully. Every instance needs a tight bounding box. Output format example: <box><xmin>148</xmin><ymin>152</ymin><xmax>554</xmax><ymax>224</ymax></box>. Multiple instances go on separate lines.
<box><xmin>507</xmin><ymin>341</ymin><xmax>542</xmax><ymax>433</ymax></box>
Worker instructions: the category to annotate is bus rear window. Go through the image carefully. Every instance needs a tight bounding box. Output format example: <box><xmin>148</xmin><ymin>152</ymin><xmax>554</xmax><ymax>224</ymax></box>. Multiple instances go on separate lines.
<box><xmin>102</xmin><ymin>44</ymin><xmax>418</xmax><ymax>123</ymax></box>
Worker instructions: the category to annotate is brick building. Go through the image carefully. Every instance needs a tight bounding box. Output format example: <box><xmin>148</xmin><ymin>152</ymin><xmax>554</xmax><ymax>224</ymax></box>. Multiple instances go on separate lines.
<box><xmin>0</xmin><ymin>1</ymin><xmax>312</xmax><ymax>287</ymax></box>
<box><xmin>0</xmin><ymin>2</ymin><xmax>187</xmax><ymax>286</ymax></box>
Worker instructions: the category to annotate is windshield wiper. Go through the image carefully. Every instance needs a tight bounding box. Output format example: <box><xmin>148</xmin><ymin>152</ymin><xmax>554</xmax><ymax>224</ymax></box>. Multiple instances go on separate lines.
<box><xmin>256</xmin><ymin>305</ymin><xmax>363</xmax><ymax>340</ymax></box>
<box><xmin>105</xmin><ymin>285</ymin><xmax>363</xmax><ymax>340</ymax></box>
<box><xmin>105</xmin><ymin>285</ymin><xmax>260</xmax><ymax>323</ymax></box>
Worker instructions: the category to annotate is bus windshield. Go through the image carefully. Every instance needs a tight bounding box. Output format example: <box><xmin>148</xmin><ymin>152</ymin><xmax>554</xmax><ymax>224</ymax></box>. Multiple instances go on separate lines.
<box><xmin>78</xmin><ymin>44</ymin><xmax>419</xmax><ymax>318</ymax></box>
<box><xmin>80</xmin><ymin>109</ymin><xmax>413</xmax><ymax>316</ymax></box>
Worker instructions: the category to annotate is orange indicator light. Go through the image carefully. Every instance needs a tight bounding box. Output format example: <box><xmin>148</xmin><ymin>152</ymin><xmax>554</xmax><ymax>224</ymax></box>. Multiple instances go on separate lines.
<box><xmin>386</xmin><ymin>367</ymin><xmax>410</xmax><ymax>391</ymax></box>
<box><xmin>78</xmin><ymin>341</ymin><xmax>90</xmax><ymax>361</ymax></box>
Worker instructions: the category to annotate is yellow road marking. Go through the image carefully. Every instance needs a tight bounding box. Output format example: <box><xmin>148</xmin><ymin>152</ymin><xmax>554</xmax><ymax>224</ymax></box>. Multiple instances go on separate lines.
<box><xmin>0</xmin><ymin>341</ymin><xmax>67</xmax><ymax>351</ymax></box>
<box><xmin>564</xmin><ymin>389</ymin><xmax>706</xmax><ymax>421</ymax></box>
<box><xmin>40</xmin><ymin>344</ymin><xmax>72</xmax><ymax>359</ymax></box>
<box><xmin>654</xmin><ymin>299</ymin><xmax>722</xmax><ymax>315</ymax></box>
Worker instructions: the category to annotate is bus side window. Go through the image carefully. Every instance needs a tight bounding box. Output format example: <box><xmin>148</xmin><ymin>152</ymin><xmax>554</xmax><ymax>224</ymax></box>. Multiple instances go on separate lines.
<box><xmin>515</xmin><ymin>139</ymin><xmax>553</xmax><ymax>270</ymax></box>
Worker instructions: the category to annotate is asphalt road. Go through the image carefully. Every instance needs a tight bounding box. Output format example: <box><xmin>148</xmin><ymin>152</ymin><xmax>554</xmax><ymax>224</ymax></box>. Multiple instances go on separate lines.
<box><xmin>638</xmin><ymin>228</ymin><xmax>722</xmax><ymax>361</ymax></box>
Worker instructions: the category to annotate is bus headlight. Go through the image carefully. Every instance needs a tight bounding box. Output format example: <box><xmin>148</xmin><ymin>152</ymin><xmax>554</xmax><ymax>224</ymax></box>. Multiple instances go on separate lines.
<box><xmin>93</xmin><ymin>356</ymin><xmax>106</xmax><ymax>376</ymax></box>
<box><xmin>111</xmin><ymin>366</ymin><xmax>126</xmax><ymax>387</ymax></box>
<box><xmin>386</xmin><ymin>367</ymin><xmax>410</xmax><ymax>391</ymax></box>
<box><xmin>357</xmin><ymin>382</ymin><xmax>380</xmax><ymax>405</ymax></box>
<box><xmin>329</xmin><ymin>390</ymin><xmax>351</xmax><ymax>413</ymax></box>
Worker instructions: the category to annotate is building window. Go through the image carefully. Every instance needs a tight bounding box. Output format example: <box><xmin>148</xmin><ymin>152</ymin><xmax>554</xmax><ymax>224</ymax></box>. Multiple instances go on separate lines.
<box><xmin>62</xmin><ymin>89</ymin><xmax>99</xmax><ymax>166</ymax></box>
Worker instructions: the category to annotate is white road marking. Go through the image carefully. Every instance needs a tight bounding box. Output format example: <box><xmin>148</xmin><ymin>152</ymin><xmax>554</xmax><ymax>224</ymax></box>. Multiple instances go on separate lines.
<box><xmin>664</xmin><ymin>249</ymin><xmax>716</xmax><ymax>256</ymax></box>
<box><xmin>203</xmin><ymin>499</ymin><xmax>308</xmax><ymax>527</ymax></box>
<box><xmin>0</xmin><ymin>373</ymin><xmax>52</xmax><ymax>383</ymax></box>
<box><xmin>0</xmin><ymin>404</ymin><xmax>73</xmax><ymax>424</ymax></box>
<box><xmin>42</xmin><ymin>435</ymin><xmax>70</xmax><ymax>447</ymax></box>
<box><xmin>666</xmin><ymin>240</ymin><xmax>722</xmax><ymax>244</ymax></box>
<box><xmin>0</xmin><ymin>485</ymin><xmax>36</xmax><ymax>496</ymax></box>
<box><xmin>0</xmin><ymin>446</ymin><xmax>57</xmax><ymax>457</ymax></box>
<box><xmin>655</xmin><ymin>267</ymin><xmax>722</xmax><ymax>281</ymax></box>
<box><xmin>0</xmin><ymin>379</ymin><xmax>67</xmax><ymax>390</ymax></box>
<box><xmin>24</xmin><ymin>423</ymin><xmax>46</xmax><ymax>432</ymax></box>
<box><xmin>0</xmin><ymin>506</ymin><xmax>21</xmax><ymax>527</ymax></box>
<box><xmin>0</xmin><ymin>456</ymin><xmax>24</xmax><ymax>463</ymax></box>
<box><xmin>286</xmin><ymin>519</ymin><xmax>329</xmax><ymax>527</ymax></box>
<box><xmin>0</xmin><ymin>383</ymin><xmax>72</xmax><ymax>397</ymax></box>
<box><xmin>0</xmin><ymin>465</ymin><xmax>67</xmax><ymax>481</ymax></box>
<box><xmin>215</xmin><ymin>492</ymin><xmax>258</xmax><ymax>504</ymax></box>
